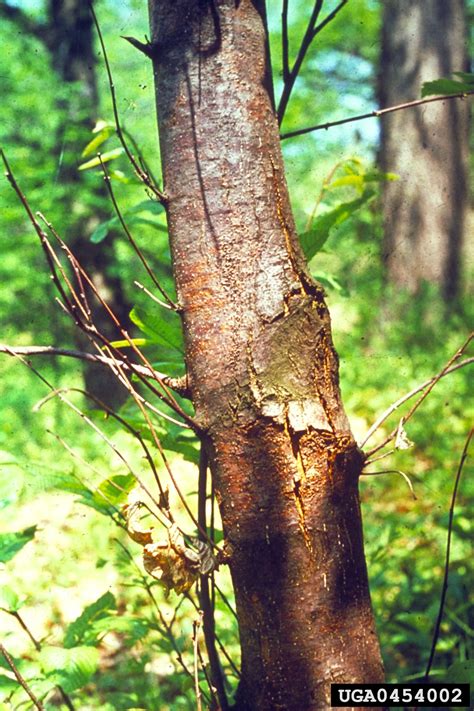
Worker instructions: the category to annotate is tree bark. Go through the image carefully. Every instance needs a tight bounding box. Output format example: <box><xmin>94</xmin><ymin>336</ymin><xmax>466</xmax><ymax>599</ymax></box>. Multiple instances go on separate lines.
<box><xmin>149</xmin><ymin>1</ymin><xmax>384</xmax><ymax>708</ymax></box>
<box><xmin>379</xmin><ymin>0</ymin><xmax>470</xmax><ymax>303</ymax></box>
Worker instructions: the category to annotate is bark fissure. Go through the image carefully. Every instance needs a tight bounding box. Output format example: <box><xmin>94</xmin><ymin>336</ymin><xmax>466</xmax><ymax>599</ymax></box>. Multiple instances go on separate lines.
<box><xmin>149</xmin><ymin>1</ymin><xmax>384</xmax><ymax>707</ymax></box>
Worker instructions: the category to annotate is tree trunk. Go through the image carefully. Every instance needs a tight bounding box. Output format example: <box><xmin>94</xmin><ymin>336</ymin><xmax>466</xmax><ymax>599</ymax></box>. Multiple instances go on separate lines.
<box><xmin>379</xmin><ymin>0</ymin><xmax>469</xmax><ymax>303</ymax></box>
<box><xmin>47</xmin><ymin>0</ymin><xmax>131</xmax><ymax>408</ymax></box>
<box><xmin>148</xmin><ymin>1</ymin><xmax>384</xmax><ymax>708</ymax></box>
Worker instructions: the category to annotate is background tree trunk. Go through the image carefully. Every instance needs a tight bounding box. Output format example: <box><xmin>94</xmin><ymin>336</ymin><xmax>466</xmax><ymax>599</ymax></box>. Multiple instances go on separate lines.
<box><xmin>149</xmin><ymin>1</ymin><xmax>384</xmax><ymax>708</ymax></box>
<box><xmin>47</xmin><ymin>0</ymin><xmax>131</xmax><ymax>408</ymax></box>
<box><xmin>379</xmin><ymin>0</ymin><xmax>470</xmax><ymax>303</ymax></box>
<box><xmin>0</xmin><ymin>0</ymin><xmax>132</xmax><ymax>407</ymax></box>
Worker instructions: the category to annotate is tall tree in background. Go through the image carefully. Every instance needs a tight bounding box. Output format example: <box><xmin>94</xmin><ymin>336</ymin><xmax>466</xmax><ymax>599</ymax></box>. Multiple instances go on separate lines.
<box><xmin>379</xmin><ymin>0</ymin><xmax>470</xmax><ymax>303</ymax></box>
<box><xmin>149</xmin><ymin>1</ymin><xmax>384</xmax><ymax>708</ymax></box>
<box><xmin>0</xmin><ymin>0</ymin><xmax>131</xmax><ymax>407</ymax></box>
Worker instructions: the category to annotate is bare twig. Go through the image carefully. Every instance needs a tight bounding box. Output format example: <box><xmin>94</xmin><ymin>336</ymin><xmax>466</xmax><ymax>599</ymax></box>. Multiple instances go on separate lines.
<box><xmin>277</xmin><ymin>0</ymin><xmax>348</xmax><ymax>125</ymax></box>
<box><xmin>361</xmin><ymin>469</ymin><xmax>416</xmax><ymax>500</ymax></box>
<box><xmin>362</xmin><ymin>343</ymin><xmax>473</xmax><ymax>455</ymax></box>
<box><xmin>0</xmin><ymin>643</ymin><xmax>45</xmax><ymax>710</ymax></box>
<box><xmin>281</xmin><ymin>90</ymin><xmax>474</xmax><ymax>140</ymax></box>
<box><xmin>134</xmin><ymin>280</ymin><xmax>175</xmax><ymax>310</ymax></box>
<box><xmin>424</xmin><ymin>428</ymin><xmax>473</xmax><ymax>680</ymax></box>
<box><xmin>99</xmin><ymin>158</ymin><xmax>177</xmax><ymax>309</ymax></box>
<box><xmin>0</xmin><ymin>344</ymin><xmax>189</xmax><ymax>397</ymax></box>
<box><xmin>281</xmin><ymin>0</ymin><xmax>290</xmax><ymax>83</ymax></box>
<box><xmin>198</xmin><ymin>446</ymin><xmax>229</xmax><ymax>710</ymax></box>
<box><xmin>89</xmin><ymin>4</ymin><xmax>167</xmax><ymax>202</ymax></box>
<box><xmin>193</xmin><ymin>617</ymin><xmax>203</xmax><ymax>711</ymax></box>
<box><xmin>277</xmin><ymin>0</ymin><xmax>323</xmax><ymax>125</ymax></box>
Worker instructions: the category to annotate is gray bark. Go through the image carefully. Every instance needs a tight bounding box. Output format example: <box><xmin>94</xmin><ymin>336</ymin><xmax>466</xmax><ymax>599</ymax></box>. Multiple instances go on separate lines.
<box><xmin>379</xmin><ymin>0</ymin><xmax>470</xmax><ymax>302</ymax></box>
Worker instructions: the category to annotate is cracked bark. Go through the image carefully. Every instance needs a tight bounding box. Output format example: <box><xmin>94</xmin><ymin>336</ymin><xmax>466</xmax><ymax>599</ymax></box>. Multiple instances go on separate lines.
<box><xmin>149</xmin><ymin>1</ymin><xmax>384</xmax><ymax>708</ymax></box>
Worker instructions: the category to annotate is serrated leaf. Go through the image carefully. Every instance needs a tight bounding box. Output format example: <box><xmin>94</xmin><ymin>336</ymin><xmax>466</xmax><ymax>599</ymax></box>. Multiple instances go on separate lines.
<box><xmin>40</xmin><ymin>646</ymin><xmax>99</xmax><ymax>692</ymax></box>
<box><xmin>301</xmin><ymin>188</ymin><xmax>375</xmax><ymax>262</ymax></box>
<box><xmin>79</xmin><ymin>147</ymin><xmax>125</xmax><ymax>171</ymax></box>
<box><xmin>0</xmin><ymin>586</ymin><xmax>22</xmax><ymax>612</ymax></box>
<box><xmin>0</xmin><ymin>526</ymin><xmax>37</xmax><ymax>563</ymax></box>
<box><xmin>64</xmin><ymin>591</ymin><xmax>116</xmax><ymax>648</ymax></box>
<box><xmin>421</xmin><ymin>78</ymin><xmax>473</xmax><ymax>98</ymax></box>
<box><xmin>130</xmin><ymin>306</ymin><xmax>184</xmax><ymax>353</ymax></box>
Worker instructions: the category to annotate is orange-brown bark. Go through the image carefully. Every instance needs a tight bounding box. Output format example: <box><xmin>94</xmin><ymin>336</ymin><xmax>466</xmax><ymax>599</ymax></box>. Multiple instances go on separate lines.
<box><xmin>149</xmin><ymin>1</ymin><xmax>384</xmax><ymax>707</ymax></box>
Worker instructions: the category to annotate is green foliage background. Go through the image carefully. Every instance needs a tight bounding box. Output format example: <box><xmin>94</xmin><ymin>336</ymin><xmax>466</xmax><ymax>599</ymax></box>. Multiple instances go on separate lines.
<box><xmin>0</xmin><ymin>0</ymin><xmax>473</xmax><ymax>708</ymax></box>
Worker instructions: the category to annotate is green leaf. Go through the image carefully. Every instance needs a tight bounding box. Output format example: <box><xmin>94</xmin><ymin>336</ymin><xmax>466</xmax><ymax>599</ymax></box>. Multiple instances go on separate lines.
<box><xmin>445</xmin><ymin>659</ymin><xmax>474</xmax><ymax>685</ymax></box>
<box><xmin>90</xmin><ymin>211</ymin><xmax>167</xmax><ymax>245</ymax></box>
<box><xmin>64</xmin><ymin>591</ymin><xmax>116</xmax><ymax>649</ymax></box>
<box><xmin>81</xmin><ymin>124</ymin><xmax>115</xmax><ymax>157</ymax></box>
<box><xmin>95</xmin><ymin>473</ymin><xmax>136</xmax><ymax>506</ymax></box>
<box><xmin>127</xmin><ymin>199</ymin><xmax>165</xmax><ymax>216</ymax></box>
<box><xmin>108</xmin><ymin>338</ymin><xmax>148</xmax><ymax>349</ymax></box>
<box><xmin>0</xmin><ymin>525</ymin><xmax>37</xmax><ymax>563</ymax></box>
<box><xmin>421</xmin><ymin>78</ymin><xmax>473</xmax><ymax>98</ymax></box>
<box><xmin>40</xmin><ymin>646</ymin><xmax>99</xmax><ymax>692</ymax></box>
<box><xmin>0</xmin><ymin>673</ymin><xmax>18</xmax><ymax>695</ymax></box>
<box><xmin>300</xmin><ymin>188</ymin><xmax>375</xmax><ymax>262</ymax></box>
<box><xmin>90</xmin><ymin>615</ymin><xmax>150</xmax><ymax>644</ymax></box>
<box><xmin>130</xmin><ymin>306</ymin><xmax>184</xmax><ymax>353</ymax></box>
<box><xmin>79</xmin><ymin>147</ymin><xmax>125</xmax><ymax>171</ymax></box>
<box><xmin>0</xmin><ymin>585</ymin><xmax>22</xmax><ymax>612</ymax></box>
<box><xmin>90</xmin><ymin>220</ymin><xmax>112</xmax><ymax>244</ymax></box>
<box><xmin>453</xmin><ymin>71</ymin><xmax>474</xmax><ymax>84</ymax></box>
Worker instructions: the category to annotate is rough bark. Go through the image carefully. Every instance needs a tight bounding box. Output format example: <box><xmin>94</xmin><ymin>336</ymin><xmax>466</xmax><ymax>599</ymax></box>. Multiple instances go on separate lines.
<box><xmin>149</xmin><ymin>1</ymin><xmax>384</xmax><ymax>708</ymax></box>
<box><xmin>379</xmin><ymin>0</ymin><xmax>470</xmax><ymax>302</ymax></box>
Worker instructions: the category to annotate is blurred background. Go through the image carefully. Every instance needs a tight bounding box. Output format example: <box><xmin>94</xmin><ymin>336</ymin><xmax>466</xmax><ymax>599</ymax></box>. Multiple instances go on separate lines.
<box><xmin>0</xmin><ymin>0</ymin><xmax>473</xmax><ymax>708</ymax></box>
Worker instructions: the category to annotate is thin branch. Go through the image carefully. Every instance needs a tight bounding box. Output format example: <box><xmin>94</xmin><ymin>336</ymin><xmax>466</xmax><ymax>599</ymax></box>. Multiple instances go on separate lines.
<box><xmin>0</xmin><ymin>344</ymin><xmax>189</xmax><ymax>397</ymax></box>
<box><xmin>198</xmin><ymin>446</ymin><xmax>229</xmax><ymax>710</ymax></box>
<box><xmin>89</xmin><ymin>4</ymin><xmax>167</xmax><ymax>203</ymax></box>
<box><xmin>281</xmin><ymin>0</ymin><xmax>290</xmax><ymax>83</ymax></box>
<box><xmin>99</xmin><ymin>158</ymin><xmax>177</xmax><ymax>309</ymax></box>
<box><xmin>361</xmin><ymin>350</ymin><xmax>473</xmax><ymax>454</ymax></box>
<box><xmin>277</xmin><ymin>0</ymin><xmax>324</xmax><ymax>125</ymax></box>
<box><xmin>361</xmin><ymin>469</ymin><xmax>416</xmax><ymax>500</ymax></box>
<box><xmin>280</xmin><ymin>90</ymin><xmax>474</xmax><ymax>140</ymax></box>
<box><xmin>277</xmin><ymin>0</ymin><xmax>348</xmax><ymax>126</ymax></box>
<box><xmin>134</xmin><ymin>280</ymin><xmax>175</xmax><ymax>310</ymax></box>
<box><xmin>0</xmin><ymin>643</ymin><xmax>45</xmax><ymax>710</ymax></box>
<box><xmin>424</xmin><ymin>428</ymin><xmax>473</xmax><ymax>680</ymax></box>
<box><xmin>192</xmin><ymin>617</ymin><xmax>203</xmax><ymax>711</ymax></box>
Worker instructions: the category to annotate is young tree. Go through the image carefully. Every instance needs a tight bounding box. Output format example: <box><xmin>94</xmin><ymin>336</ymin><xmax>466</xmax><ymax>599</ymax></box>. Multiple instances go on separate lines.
<box><xmin>3</xmin><ymin>1</ymin><xmax>471</xmax><ymax>709</ymax></box>
<box><xmin>146</xmin><ymin>2</ymin><xmax>384</xmax><ymax>708</ymax></box>
<box><xmin>379</xmin><ymin>0</ymin><xmax>470</xmax><ymax>303</ymax></box>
